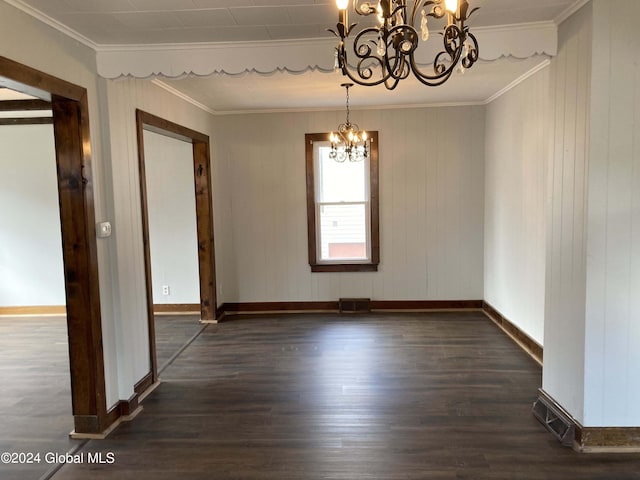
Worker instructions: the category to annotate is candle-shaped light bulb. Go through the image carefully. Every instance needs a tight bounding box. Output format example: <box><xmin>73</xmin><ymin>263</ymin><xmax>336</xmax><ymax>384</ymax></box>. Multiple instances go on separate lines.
<box><xmin>376</xmin><ymin>2</ymin><xmax>384</xmax><ymax>23</ymax></box>
<box><xmin>445</xmin><ymin>0</ymin><xmax>458</xmax><ymax>14</ymax></box>
<box><xmin>336</xmin><ymin>0</ymin><xmax>349</xmax><ymax>10</ymax></box>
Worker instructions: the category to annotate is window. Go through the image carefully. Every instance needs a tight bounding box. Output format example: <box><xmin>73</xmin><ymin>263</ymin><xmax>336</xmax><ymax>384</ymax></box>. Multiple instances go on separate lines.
<box><xmin>305</xmin><ymin>132</ymin><xmax>379</xmax><ymax>272</ymax></box>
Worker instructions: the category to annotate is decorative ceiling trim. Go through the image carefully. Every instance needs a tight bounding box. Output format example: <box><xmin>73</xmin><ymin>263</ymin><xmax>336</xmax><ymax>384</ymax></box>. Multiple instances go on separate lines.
<box><xmin>554</xmin><ymin>0</ymin><xmax>591</xmax><ymax>25</ymax></box>
<box><xmin>483</xmin><ymin>58</ymin><xmax>551</xmax><ymax>105</ymax></box>
<box><xmin>4</xmin><ymin>0</ymin><xmax>98</xmax><ymax>50</ymax></box>
<box><xmin>180</xmin><ymin>98</ymin><xmax>489</xmax><ymax>117</ymax></box>
<box><xmin>97</xmin><ymin>38</ymin><xmax>337</xmax><ymax>79</ymax></box>
<box><xmin>151</xmin><ymin>79</ymin><xmax>217</xmax><ymax>116</ymax></box>
<box><xmin>96</xmin><ymin>22</ymin><xmax>558</xmax><ymax>79</ymax></box>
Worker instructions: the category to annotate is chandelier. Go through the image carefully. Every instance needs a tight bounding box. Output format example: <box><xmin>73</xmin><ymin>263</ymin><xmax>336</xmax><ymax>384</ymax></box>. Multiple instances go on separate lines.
<box><xmin>330</xmin><ymin>0</ymin><xmax>479</xmax><ymax>89</ymax></box>
<box><xmin>329</xmin><ymin>83</ymin><xmax>368</xmax><ymax>162</ymax></box>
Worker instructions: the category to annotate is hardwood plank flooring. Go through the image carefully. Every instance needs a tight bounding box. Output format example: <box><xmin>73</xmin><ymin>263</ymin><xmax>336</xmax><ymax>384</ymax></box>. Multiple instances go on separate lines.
<box><xmin>154</xmin><ymin>315</ymin><xmax>206</xmax><ymax>374</ymax></box>
<box><xmin>0</xmin><ymin>316</ymin><xmax>83</xmax><ymax>480</ymax></box>
<box><xmin>0</xmin><ymin>315</ymin><xmax>206</xmax><ymax>480</ymax></box>
<box><xmin>46</xmin><ymin>312</ymin><xmax>640</xmax><ymax>479</ymax></box>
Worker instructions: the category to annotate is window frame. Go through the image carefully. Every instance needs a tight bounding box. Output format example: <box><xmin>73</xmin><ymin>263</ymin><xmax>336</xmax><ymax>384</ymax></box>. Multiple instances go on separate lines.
<box><xmin>305</xmin><ymin>131</ymin><xmax>379</xmax><ymax>272</ymax></box>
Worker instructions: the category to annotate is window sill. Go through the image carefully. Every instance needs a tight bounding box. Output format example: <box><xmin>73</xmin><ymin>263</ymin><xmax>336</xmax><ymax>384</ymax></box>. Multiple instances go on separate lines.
<box><xmin>310</xmin><ymin>263</ymin><xmax>378</xmax><ymax>273</ymax></box>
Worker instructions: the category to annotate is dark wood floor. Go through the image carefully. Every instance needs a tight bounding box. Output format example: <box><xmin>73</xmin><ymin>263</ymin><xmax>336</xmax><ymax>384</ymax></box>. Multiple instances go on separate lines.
<box><xmin>0</xmin><ymin>316</ymin><xmax>82</xmax><ymax>480</ymax></box>
<box><xmin>154</xmin><ymin>314</ymin><xmax>206</xmax><ymax>374</ymax></box>
<box><xmin>49</xmin><ymin>312</ymin><xmax>640</xmax><ymax>479</ymax></box>
<box><xmin>0</xmin><ymin>314</ymin><xmax>205</xmax><ymax>480</ymax></box>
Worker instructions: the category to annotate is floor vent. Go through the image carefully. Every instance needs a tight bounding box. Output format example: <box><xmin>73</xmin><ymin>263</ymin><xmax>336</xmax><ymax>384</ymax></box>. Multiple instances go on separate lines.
<box><xmin>532</xmin><ymin>396</ymin><xmax>575</xmax><ymax>447</ymax></box>
<box><xmin>339</xmin><ymin>298</ymin><xmax>371</xmax><ymax>313</ymax></box>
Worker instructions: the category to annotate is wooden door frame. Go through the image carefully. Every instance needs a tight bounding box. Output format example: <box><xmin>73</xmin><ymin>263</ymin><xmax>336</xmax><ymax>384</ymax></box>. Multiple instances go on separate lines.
<box><xmin>135</xmin><ymin>109</ymin><xmax>217</xmax><ymax>383</ymax></box>
<box><xmin>0</xmin><ymin>56</ymin><xmax>108</xmax><ymax>435</ymax></box>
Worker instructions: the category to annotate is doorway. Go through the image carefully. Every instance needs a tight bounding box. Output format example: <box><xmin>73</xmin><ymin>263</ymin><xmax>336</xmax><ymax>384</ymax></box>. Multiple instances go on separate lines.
<box><xmin>0</xmin><ymin>86</ymin><xmax>84</xmax><ymax>480</ymax></box>
<box><xmin>0</xmin><ymin>55</ymin><xmax>108</xmax><ymax>436</ymax></box>
<box><xmin>135</xmin><ymin>110</ymin><xmax>217</xmax><ymax>382</ymax></box>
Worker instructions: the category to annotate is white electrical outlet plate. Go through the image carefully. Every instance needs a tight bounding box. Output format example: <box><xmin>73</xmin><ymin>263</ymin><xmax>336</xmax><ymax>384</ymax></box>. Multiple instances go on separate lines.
<box><xmin>162</xmin><ymin>285</ymin><xmax>170</xmax><ymax>296</ymax></box>
<box><xmin>96</xmin><ymin>221</ymin><xmax>112</xmax><ymax>238</ymax></box>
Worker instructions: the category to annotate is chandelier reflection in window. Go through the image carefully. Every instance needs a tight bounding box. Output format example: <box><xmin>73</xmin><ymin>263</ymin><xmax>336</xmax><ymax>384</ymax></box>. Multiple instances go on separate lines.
<box><xmin>330</xmin><ymin>83</ymin><xmax>368</xmax><ymax>162</ymax></box>
<box><xmin>330</xmin><ymin>0</ymin><xmax>479</xmax><ymax>89</ymax></box>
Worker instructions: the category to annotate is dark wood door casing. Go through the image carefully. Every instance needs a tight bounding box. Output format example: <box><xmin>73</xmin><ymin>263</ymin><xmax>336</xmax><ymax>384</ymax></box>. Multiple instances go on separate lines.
<box><xmin>135</xmin><ymin>109</ymin><xmax>217</xmax><ymax>383</ymax></box>
<box><xmin>0</xmin><ymin>55</ymin><xmax>108</xmax><ymax>434</ymax></box>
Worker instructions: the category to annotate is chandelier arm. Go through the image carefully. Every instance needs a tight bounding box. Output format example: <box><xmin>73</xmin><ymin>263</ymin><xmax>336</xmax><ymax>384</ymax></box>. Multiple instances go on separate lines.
<box><xmin>381</xmin><ymin>39</ymin><xmax>405</xmax><ymax>81</ymax></box>
<box><xmin>334</xmin><ymin>0</ymin><xmax>479</xmax><ymax>89</ymax></box>
<box><xmin>390</xmin><ymin>2</ymin><xmax>407</xmax><ymax>21</ymax></box>
<box><xmin>407</xmin><ymin>44</ymin><xmax>459</xmax><ymax>86</ymax></box>
<box><xmin>339</xmin><ymin>27</ymin><xmax>398</xmax><ymax>86</ymax></box>
<box><xmin>461</xmin><ymin>31</ymin><xmax>479</xmax><ymax>68</ymax></box>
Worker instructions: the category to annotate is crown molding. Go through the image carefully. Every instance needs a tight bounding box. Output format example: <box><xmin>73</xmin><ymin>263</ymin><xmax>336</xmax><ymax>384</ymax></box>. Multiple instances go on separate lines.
<box><xmin>3</xmin><ymin>0</ymin><xmax>98</xmax><ymax>50</ymax></box>
<box><xmin>94</xmin><ymin>36</ymin><xmax>335</xmax><ymax>53</ymax></box>
<box><xmin>212</xmin><ymin>100</ymin><xmax>486</xmax><ymax>116</ymax></box>
<box><xmin>150</xmin><ymin>79</ymin><xmax>217</xmax><ymax>116</ymax></box>
<box><xmin>554</xmin><ymin>0</ymin><xmax>591</xmax><ymax>25</ymax></box>
<box><xmin>483</xmin><ymin>58</ymin><xmax>551</xmax><ymax>105</ymax></box>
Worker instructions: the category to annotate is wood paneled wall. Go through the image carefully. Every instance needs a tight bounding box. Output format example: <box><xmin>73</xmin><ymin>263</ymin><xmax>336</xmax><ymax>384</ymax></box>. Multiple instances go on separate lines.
<box><xmin>542</xmin><ymin>1</ymin><xmax>592</xmax><ymax>424</ymax></box>
<box><xmin>215</xmin><ymin>106</ymin><xmax>485</xmax><ymax>303</ymax></box>
<box><xmin>582</xmin><ymin>0</ymin><xmax>640</xmax><ymax>427</ymax></box>
<box><xmin>484</xmin><ymin>66</ymin><xmax>550</xmax><ymax>346</ymax></box>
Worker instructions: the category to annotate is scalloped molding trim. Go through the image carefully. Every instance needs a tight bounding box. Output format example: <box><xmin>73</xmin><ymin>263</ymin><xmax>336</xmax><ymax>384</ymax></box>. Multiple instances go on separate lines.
<box><xmin>6</xmin><ymin>0</ymin><xmax>588</xmax><ymax>80</ymax></box>
<box><xmin>95</xmin><ymin>22</ymin><xmax>558</xmax><ymax>79</ymax></box>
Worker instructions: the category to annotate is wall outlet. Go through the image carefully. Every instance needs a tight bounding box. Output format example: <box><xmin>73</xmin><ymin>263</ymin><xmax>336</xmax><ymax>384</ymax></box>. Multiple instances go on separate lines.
<box><xmin>162</xmin><ymin>285</ymin><xmax>170</xmax><ymax>296</ymax></box>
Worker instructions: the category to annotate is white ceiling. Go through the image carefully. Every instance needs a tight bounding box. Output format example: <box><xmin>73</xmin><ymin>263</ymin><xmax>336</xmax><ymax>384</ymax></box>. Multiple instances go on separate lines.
<box><xmin>11</xmin><ymin>0</ymin><xmax>582</xmax><ymax>112</ymax></box>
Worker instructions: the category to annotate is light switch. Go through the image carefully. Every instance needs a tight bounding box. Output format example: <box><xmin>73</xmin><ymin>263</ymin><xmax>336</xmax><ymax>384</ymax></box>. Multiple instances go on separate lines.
<box><xmin>96</xmin><ymin>221</ymin><xmax>112</xmax><ymax>238</ymax></box>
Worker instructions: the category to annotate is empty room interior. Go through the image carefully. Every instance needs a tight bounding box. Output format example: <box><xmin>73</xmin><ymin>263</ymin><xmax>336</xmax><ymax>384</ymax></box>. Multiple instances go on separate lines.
<box><xmin>1</xmin><ymin>0</ymin><xmax>639</xmax><ymax>479</ymax></box>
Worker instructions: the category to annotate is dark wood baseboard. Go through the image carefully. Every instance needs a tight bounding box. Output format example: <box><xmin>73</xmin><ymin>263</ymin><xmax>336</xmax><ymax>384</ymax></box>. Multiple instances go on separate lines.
<box><xmin>134</xmin><ymin>371</ymin><xmax>154</xmax><ymax>396</ymax></box>
<box><xmin>371</xmin><ymin>300</ymin><xmax>483</xmax><ymax>311</ymax></box>
<box><xmin>0</xmin><ymin>305</ymin><xmax>66</xmax><ymax>316</ymax></box>
<box><xmin>537</xmin><ymin>389</ymin><xmax>640</xmax><ymax>452</ymax></box>
<box><xmin>217</xmin><ymin>300</ymin><xmax>483</xmax><ymax>317</ymax></box>
<box><xmin>91</xmin><ymin>371</ymin><xmax>154</xmax><ymax>439</ymax></box>
<box><xmin>153</xmin><ymin>304</ymin><xmax>200</xmax><ymax>315</ymax></box>
<box><xmin>482</xmin><ymin>301</ymin><xmax>543</xmax><ymax>365</ymax></box>
<box><xmin>0</xmin><ymin>116</ymin><xmax>53</xmax><ymax>125</ymax></box>
<box><xmin>220</xmin><ymin>301</ymin><xmax>339</xmax><ymax>315</ymax></box>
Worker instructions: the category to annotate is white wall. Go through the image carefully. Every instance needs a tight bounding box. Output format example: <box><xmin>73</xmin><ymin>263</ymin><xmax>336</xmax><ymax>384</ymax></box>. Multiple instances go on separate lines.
<box><xmin>216</xmin><ymin>106</ymin><xmax>485</xmax><ymax>303</ymax></box>
<box><xmin>484</xmin><ymin>66</ymin><xmax>550</xmax><ymax>345</ymax></box>
<box><xmin>0</xmin><ymin>124</ymin><xmax>65</xmax><ymax>307</ymax></box>
<box><xmin>582</xmin><ymin>0</ymin><xmax>640</xmax><ymax>427</ymax></box>
<box><xmin>542</xmin><ymin>2</ymin><xmax>592</xmax><ymax>424</ymax></box>
<box><xmin>143</xmin><ymin>130</ymin><xmax>200</xmax><ymax>305</ymax></box>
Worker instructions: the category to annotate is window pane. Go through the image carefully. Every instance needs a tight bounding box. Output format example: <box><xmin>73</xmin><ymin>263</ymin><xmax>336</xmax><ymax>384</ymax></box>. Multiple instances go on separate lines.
<box><xmin>317</xmin><ymin>145</ymin><xmax>366</xmax><ymax>203</ymax></box>
<box><xmin>318</xmin><ymin>203</ymin><xmax>368</xmax><ymax>261</ymax></box>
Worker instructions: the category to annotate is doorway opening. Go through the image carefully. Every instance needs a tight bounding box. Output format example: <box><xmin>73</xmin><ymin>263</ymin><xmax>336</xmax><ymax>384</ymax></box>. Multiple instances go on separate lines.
<box><xmin>0</xmin><ymin>56</ymin><xmax>108</xmax><ymax>436</ymax></box>
<box><xmin>0</xmin><ymin>85</ymin><xmax>85</xmax><ymax>479</ymax></box>
<box><xmin>135</xmin><ymin>110</ymin><xmax>217</xmax><ymax>382</ymax></box>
